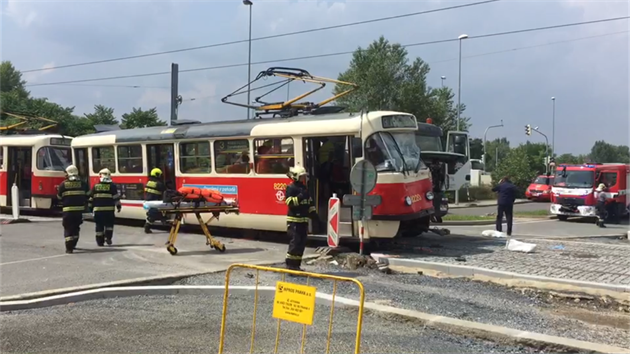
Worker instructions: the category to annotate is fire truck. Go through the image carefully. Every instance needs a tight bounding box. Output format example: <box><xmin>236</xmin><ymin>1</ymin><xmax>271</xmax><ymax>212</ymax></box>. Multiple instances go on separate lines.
<box><xmin>550</xmin><ymin>163</ymin><xmax>630</xmax><ymax>221</ymax></box>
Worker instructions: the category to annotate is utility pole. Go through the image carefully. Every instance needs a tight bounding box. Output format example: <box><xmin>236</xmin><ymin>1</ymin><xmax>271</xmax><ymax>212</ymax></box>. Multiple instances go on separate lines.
<box><xmin>170</xmin><ymin>63</ymin><xmax>180</xmax><ymax>126</ymax></box>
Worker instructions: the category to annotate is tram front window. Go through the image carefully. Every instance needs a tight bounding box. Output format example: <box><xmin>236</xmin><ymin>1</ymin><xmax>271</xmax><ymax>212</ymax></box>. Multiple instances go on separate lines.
<box><xmin>365</xmin><ymin>132</ymin><xmax>423</xmax><ymax>172</ymax></box>
<box><xmin>37</xmin><ymin>147</ymin><xmax>71</xmax><ymax>171</ymax></box>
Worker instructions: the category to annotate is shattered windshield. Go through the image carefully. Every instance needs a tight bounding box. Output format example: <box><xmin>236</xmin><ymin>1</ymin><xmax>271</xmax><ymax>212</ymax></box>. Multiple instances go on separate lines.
<box><xmin>554</xmin><ymin>170</ymin><xmax>594</xmax><ymax>188</ymax></box>
<box><xmin>365</xmin><ymin>132</ymin><xmax>423</xmax><ymax>172</ymax></box>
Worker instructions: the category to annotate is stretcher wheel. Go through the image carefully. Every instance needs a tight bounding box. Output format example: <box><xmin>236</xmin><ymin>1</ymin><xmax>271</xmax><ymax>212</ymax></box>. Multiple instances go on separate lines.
<box><xmin>167</xmin><ymin>245</ymin><xmax>178</xmax><ymax>255</ymax></box>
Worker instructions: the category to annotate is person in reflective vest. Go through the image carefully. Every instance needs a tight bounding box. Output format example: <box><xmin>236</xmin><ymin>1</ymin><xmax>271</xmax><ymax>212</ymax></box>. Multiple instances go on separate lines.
<box><xmin>56</xmin><ymin>165</ymin><xmax>88</xmax><ymax>254</ymax></box>
<box><xmin>284</xmin><ymin>166</ymin><xmax>320</xmax><ymax>271</ymax></box>
<box><xmin>144</xmin><ymin>168</ymin><xmax>165</xmax><ymax>233</ymax></box>
<box><xmin>88</xmin><ymin>168</ymin><xmax>121</xmax><ymax>246</ymax></box>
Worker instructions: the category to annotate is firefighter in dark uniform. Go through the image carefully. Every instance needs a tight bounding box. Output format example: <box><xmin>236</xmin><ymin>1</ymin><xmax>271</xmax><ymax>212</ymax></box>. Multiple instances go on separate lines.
<box><xmin>88</xmin><ymin>168</ymin><xmax>122</xmax><ymax>246</ymax></box>
<box><xmin>284</xmin><ymin>166</ymin><xmax>320</xmax><ymax>271</ymax></box>
<box><xmin>56</xmin><ymin>165</ymin><xmax>88</xmax><ymax>254</ymax></box>
<box><xmin>144</xmin><ymin>168</ymin><xmax>165</xmax><ymax>233</ymax></box>
<box><xmin>595</xmin><ymin>183</ymin><xmax>607</xmax><ymax>228</ymax></box>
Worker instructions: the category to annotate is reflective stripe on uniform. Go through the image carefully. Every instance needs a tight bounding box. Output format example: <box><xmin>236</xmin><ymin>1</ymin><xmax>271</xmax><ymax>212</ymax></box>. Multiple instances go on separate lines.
<box><xmin>63</xmin><ymin>206</ymin><xmax>85</xmax><ymax>212</ymax></box>
<box><xmin>285</xmin><ymin>196</ymin><xmax>298</xmax><ymax>206</ymax></box>
<box><xmin>62</xmin><ymin>190</ymin><xmax>85</xmax><ymax>197</ymax></box>
<box><xmin>64</xmin><ymin>236</ymin><xmax>78</xmax><ymax>241</ymax></box>
<box><xmin>93</xmin><ymin>206</ymin><xmax>115</xmax><ymax>212</ymax></box>
<box><xmin>145</xmin><ymin>188</ymin><xmax>161</xmax><ymax>195</ymax></box>
<box><xmin>96</xmin><ymin>232</ymin><xmax>104</xmax><ymax>236</ymax></box>
<box><xmin>286</xmin><ymin>253</ymin><xmax>302</xmax><ymax>260</ymax></box>
<box><xmin>308</xmin><ymin>206</ymin><xmax>316</xmax><ymax>213</ymax></box>
<box><xmin>287</xmin><ymin>216</ymin><xmax>309</xmax><ymax>223</ymax></box>
<box><xmin>93</xmin><ymin>193</ymin><xmax>113</xmax><ymax>199</ymax></box>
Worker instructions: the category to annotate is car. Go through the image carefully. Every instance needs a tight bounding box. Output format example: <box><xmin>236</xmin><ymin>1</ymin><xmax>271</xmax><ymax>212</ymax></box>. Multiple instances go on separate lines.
<box><xmin>525</xmin><ymin>175</ymin><xmax>554</xmax><ymax>202</ymax></box>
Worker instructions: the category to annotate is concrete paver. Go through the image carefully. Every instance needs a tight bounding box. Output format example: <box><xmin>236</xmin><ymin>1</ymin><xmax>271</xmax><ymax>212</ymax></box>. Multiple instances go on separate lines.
<box><xmin>384</xmin><ymin>231</ymin><xmax>630</xmax><ymax>286</ymax></box>
<box><xmin>0</xmin><ymin>220</ymin><xmax>301</xmax><ymax>298</ymax></box>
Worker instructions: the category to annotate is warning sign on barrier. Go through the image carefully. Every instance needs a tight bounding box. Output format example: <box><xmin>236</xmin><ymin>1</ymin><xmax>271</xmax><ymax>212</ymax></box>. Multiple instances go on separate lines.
<box><xmin>272</xmin><ymin>281</ymin><xmax>316</xmax><ymax>325</ymax></box>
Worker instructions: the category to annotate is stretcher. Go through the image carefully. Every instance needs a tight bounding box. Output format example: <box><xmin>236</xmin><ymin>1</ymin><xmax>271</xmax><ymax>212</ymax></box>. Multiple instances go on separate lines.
<box><xmin>143</xmin><ymin>199</ymin><xmax>240</xmax><ymax>255</ymax></box>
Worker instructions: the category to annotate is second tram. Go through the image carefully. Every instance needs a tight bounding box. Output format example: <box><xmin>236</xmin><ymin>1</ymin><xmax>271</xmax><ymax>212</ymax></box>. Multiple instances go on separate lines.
<box><xmin>0</xmin><ymin>134</ymin><xmax>73</xmax><ymax>209</ymax></box>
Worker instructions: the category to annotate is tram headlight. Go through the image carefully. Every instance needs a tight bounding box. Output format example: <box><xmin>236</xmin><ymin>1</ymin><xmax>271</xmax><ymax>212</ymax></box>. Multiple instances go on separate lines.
<box><xmin>404</xmin><ymin>196</ymin><xmax>412</xmax><ymax>206</ymax></box>
<box><xmin>426</xmin><ymin>191</ymin><xmax>434</xmax><ymax>201</ymax></box>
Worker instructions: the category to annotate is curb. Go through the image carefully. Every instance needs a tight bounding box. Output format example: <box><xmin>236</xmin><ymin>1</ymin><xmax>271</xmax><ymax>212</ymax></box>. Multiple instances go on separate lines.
<box><xmin>449</xmin><ymin>200</ymin><xmax>532</xmax><ymax>209</ymax></box>
<box><xmin>440</xmin><ymin>216</ymin><xmax>552</xmax><ymax>226</ymax></box>
<box><xmin>0</xmin><ymin>285</ymin><xmax>627</xmax><ymax>354</ymax></box>
<box><xmin>371</xmin><ymin>257</ymin><xmax>630</xmax><ymax>301</ymax></box>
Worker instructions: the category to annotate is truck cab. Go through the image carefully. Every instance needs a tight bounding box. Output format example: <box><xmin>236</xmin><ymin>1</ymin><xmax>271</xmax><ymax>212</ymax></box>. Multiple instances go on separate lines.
<box><xmin>550</xmin><ymin>163</ymin><xmax>629</xmax><ymax>221</ymax></box>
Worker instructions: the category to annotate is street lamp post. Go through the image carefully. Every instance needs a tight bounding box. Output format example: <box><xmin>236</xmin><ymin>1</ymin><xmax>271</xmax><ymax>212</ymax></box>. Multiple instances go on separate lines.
<box><xmin>454</xmin><ymin>34</ymin><xmax>468</xmax><ymax>206</ymax></box>
<box><xmin>482</xmin><ymin>120</ymin><xmax>503</xmax><ymax>172</ymax></box>
<box><xmin>456</xmin><ymin>34</ymin><xmax>468</xmax><ymax>132</ymax></box>
<box><xmin>243</xmin><ymin>0</ymin><xmax>253</xmax><ymax>119</ymax></box>
<box><xmin>441</xmin><ymin>76</ymin><xmax>446</xmax><ymax>88</ymax></box>
<box><xmin>551</xmin><ymin>96</ymin><xmax>556</xmax><ymax>158</ymax></box>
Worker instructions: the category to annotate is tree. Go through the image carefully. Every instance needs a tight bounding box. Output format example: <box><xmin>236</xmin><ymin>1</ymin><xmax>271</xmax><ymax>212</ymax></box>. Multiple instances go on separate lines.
<box><xmin>484</xmin><ymin>138</ymin><xmax>510</xmax><ymax>172</ymax></box>
<box><xmin>556</xmin><ymin>153</ymin><xmax>586</xmax><ymax>164</ymax></box>
<box><xmin>0</xmin><ymin>61</ymin><xmax>29</xmax><ymax>99</ymax></box>
<box><xmin>120</xmin><ymin>107</ymin><xmax>166</xmax><ymax>129</ymax></box>
<box><xmin>589</xmin><ymin>140</ymin><xmax>630</xmax><ymax>163</ymax></box>
<box><xmin>492</xmin><ymin>145</ymin><xmax>540</xmax><ymax>196</ymax></box>
<box><xmin>469</xmin><ymin>138</ymin><xmax>483</xmax><ymax>160</ymax></box>
<box><xmin>85</xmin><ymin>105</ymin><xmax>118</xmax><ymax>126</ymax></box>
<box><xmin>332</xmin><ymin>36</ymin><xmax>470</xmax><ymax>133</ymax></box>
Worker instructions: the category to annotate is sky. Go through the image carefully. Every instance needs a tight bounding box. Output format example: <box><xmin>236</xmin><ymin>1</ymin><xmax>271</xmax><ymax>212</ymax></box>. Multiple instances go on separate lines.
<box><xmin>1</xmin><ymin>0</ymin><xmax>628</xmax><ymax>155</ymax></box>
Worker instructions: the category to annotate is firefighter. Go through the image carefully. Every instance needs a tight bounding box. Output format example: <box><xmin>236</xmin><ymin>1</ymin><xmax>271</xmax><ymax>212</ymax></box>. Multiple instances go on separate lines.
<box><xmin>88</xmin><ymin>168</ymin><xmax>121</xmax><ymax>246</ymax></box>
<box><xmin>284</xmin><ymin>166</ymin><xmax>320</xmax><ymax>271</ymax></box>
<box><xmin>595</xmin><ymin>183</ymin><xmax>607</xmax><ymax>228</ymax></box>
<box><xmin>56</xmin><ymin>165</ymin><xmax>88</xmax><ymax>254</ymax></box>
<box><xmin>144</xmin><ymin>168</ymin><xmax>165</xmax><ymax>233</ymax></box>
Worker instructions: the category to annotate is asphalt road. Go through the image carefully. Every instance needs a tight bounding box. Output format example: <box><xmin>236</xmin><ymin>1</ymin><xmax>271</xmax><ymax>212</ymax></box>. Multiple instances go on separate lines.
<box><xmin>1</xmin><ymin>292</ymin><xmax>576</xmax><ymax>354</ymax></box>
<box><xmin>0</xmin><ymin>220</ymin><xmax>304</xmax><ymax>298</ymax></box>
<box><xmin>448</xmin><ymin>202</ymin><xmax>550</xmax><ymax>216</ymax></box>
<box><xmin>174</xmin><ymin>265</ymin><xmax>629</xmax><ymax>350</ymax></box>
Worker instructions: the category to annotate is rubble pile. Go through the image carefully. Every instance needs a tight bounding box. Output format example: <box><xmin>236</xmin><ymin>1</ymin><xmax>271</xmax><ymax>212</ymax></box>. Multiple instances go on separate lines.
<box><xmin>305</xmin><ymin>247</ymin><xmax>390</xmax><ymax>273</ymax></box>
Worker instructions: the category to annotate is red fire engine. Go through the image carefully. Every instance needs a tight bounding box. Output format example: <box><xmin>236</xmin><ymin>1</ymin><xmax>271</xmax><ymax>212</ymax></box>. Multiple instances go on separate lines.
<box><xmin>550</xmin><ymin>163</ymin><xmax>630</xmax><ymax>221</ymax></box>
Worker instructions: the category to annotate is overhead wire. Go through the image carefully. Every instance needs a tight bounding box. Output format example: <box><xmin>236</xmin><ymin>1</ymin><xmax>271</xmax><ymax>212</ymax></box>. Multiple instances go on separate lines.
<box><xmin>21</xmin><ymin>0</ymin><xmax>501</xmax><ymax>73</ymax></box>
<box><xmin>25</xmin><ymin>16</ymin><xmax>629</xmax><ymax>87</ymax></box>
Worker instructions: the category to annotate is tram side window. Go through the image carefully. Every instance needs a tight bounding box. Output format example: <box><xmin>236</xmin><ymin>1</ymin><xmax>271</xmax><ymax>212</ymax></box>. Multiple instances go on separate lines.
<box><xmin>214</xmin><ymin>139</ymin><xmax>250</xmax><ymax>174</ymax></box>
<box><xmin>36</xmin><ymin>147</ymin><xmax>72</xmax><ymax>171</ymax></box>
<box><xmin>601</xmin><ymin>172</ymin><xmax>618</xmax><ymax>188</ymax></box>
<box><xmin>117</xmin><ymin>145</ymin><xmax>143</xmax><ymax>174</ymax></box>
<box><xmin>180</xmin><ymin>141</ymin><xmax>211</xmax><ymax>174</ymax></box>
<box><xmin>92</xmin><ymin>146</ymin><xmax>116</xmax><ymax>173</ymax></box>
<box><xmin>254</xmin><ymin>138</ymin><xmax>294</xmax><ymax>174</ymax></box>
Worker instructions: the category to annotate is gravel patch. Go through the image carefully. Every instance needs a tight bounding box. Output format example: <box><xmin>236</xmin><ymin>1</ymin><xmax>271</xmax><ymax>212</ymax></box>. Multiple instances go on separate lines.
<box><xmin>1</xmin><ymin>294</ymin><xmax>551</xmax><ymax>354</ymax></box>
<box><xmin>173</xmin><ymin>263</ymin><xmax>630</xmax><ymax>349</ymax></box>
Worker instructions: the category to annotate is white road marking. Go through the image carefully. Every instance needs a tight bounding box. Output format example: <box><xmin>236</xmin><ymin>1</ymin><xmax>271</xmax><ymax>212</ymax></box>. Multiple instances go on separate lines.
<box><xmin>0</xmin><ymin>254</ymin><xmax>69</xmax><ymax>266</ymax></box>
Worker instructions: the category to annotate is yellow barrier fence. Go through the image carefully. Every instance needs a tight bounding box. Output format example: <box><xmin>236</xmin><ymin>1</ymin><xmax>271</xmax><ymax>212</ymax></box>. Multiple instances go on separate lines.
<box><xmin>218</xmin><ymin>263</ymin><xmax>366</xmax><ymax>354</ymax></box>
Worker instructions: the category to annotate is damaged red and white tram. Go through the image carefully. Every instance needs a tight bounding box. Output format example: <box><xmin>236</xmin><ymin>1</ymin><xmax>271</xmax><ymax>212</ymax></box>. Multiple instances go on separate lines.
<box><xmin>71</xmin><ymin>111</ymin><xmax>436</xmax><ymax>244</ymax></box>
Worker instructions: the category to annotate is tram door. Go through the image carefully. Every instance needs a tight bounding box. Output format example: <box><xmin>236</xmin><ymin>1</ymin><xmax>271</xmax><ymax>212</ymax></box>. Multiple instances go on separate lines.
<box><xmin>74</xmin><ymin>148</ymin><xmax>89</xmax><ymax>186</ymax></box>
<box><xmin>6</xmin><ymin>147</ymin><xmax>32</xmax><ymax>207</ymax></box>
<box><xmin>302</xmin><ymin>136</ymin><xmax>354</xmax><ymax>234</ymax></box>
<box><xmin>146</xmin><ymin>144</ymin><xmax>175</xmax><ymax>189</ymax></box>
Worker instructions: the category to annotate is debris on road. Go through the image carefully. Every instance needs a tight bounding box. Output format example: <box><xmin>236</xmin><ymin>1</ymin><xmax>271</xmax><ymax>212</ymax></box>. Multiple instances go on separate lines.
<box><xmin>482</xmin><ymin>230</ymin><xmax>507</xmax><ymax>238</ymax></box>
<box><xmin>550</xmin><ymin>245</ymin><xmax>565</xmax><ymax>250</ymax></box>
<box><xmin>430</xmin><ymin>227</ymin><xmax>450</xmax><ymax>236</ymax></box>
<box><xmin>306</xmin><ymin>250</ymin><xmax>380</xmax><ymax>271</ymax></box>
<box><xmin>505</xmin><ymin>239</ymin><xmax>537</xmax><ymax>253</ymax></box>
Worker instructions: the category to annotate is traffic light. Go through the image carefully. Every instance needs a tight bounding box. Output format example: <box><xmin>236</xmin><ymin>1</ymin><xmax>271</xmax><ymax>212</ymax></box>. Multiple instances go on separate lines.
<box><xmin>525</xmin><ymin>124</ymin><xmax>532</xmax><ymax>136</ymax></box>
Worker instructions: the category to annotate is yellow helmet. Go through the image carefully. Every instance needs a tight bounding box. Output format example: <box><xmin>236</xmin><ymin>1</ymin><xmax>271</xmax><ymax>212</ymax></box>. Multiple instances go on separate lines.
<box><xmin>150</xmin><ymin>168</ymin><xmax>163</xmax><ymax>177</ymax></box>
<box><xmin>287</xmin><ymin>166</ymin><xmax>307</xmax><ymax>181</ymax></box>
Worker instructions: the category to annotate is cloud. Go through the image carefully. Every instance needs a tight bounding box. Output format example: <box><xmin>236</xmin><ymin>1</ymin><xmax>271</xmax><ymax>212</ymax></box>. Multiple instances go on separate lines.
<box><xmin>2</xmin><ymin>0</ymin><xmax>38</xmax><ymax>28</ymax></box>
<box><xmin>6</xmin><ymin>0</ymin><xmax>629</xmax><ymax>154</ymax></box>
